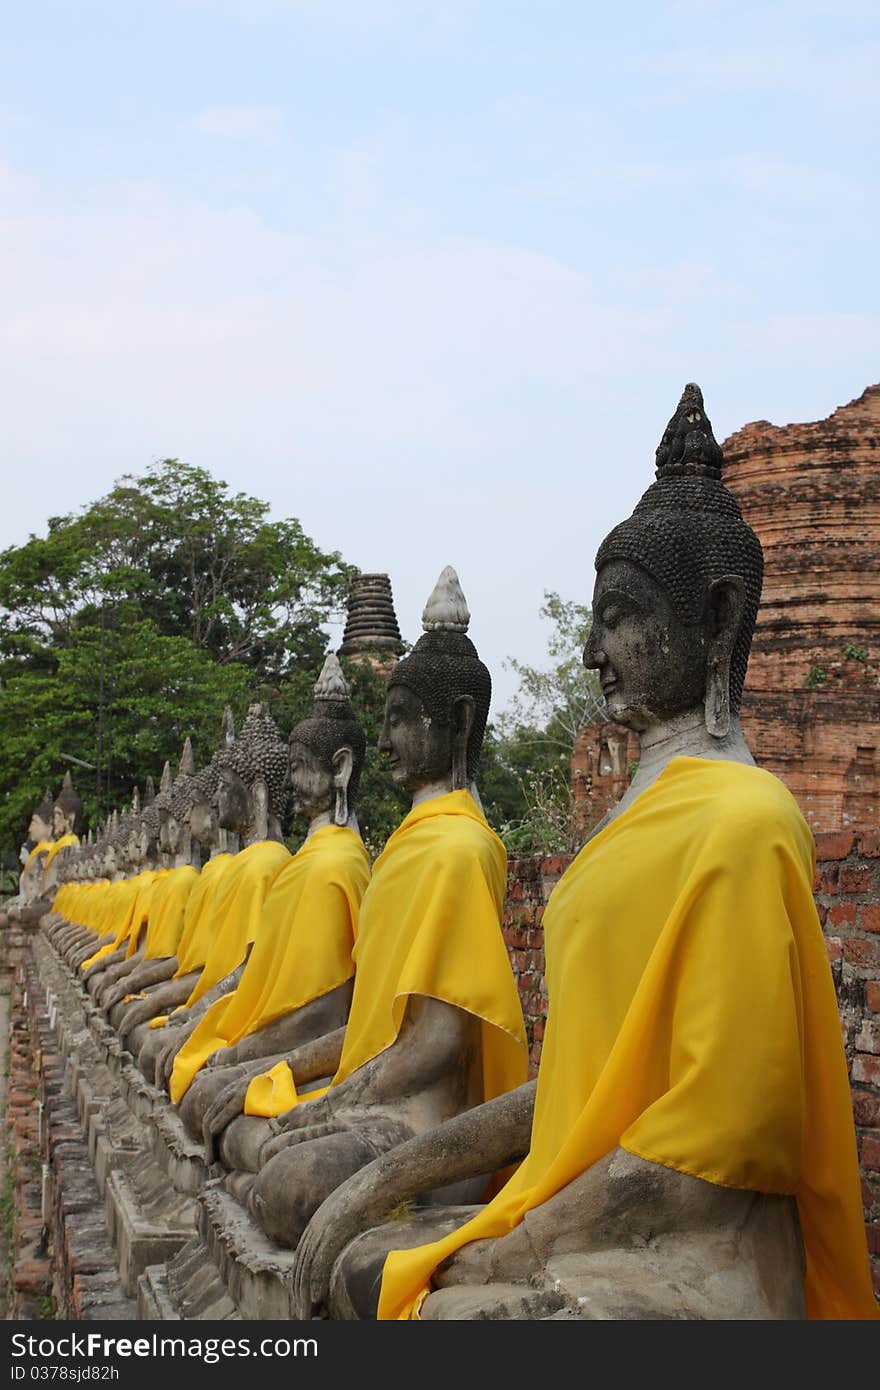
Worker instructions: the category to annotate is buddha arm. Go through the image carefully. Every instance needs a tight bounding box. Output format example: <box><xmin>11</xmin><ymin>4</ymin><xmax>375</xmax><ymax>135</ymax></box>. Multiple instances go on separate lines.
<box><xmin>286</xmin><ymin>1026</ymin><xmax>348</xmax><ymax>1088</ymax></box>
<box><xmin>221</xmin><ymin>981</ymin><xmax>353</xmax><ymax>1066</ymax></box>
<box><xmin>292</xmin><ymin>1080</ymin><xmax>537</xmax><ymax>1316</ymax></box>
<box><xmin>324</xmin><ymin>996</ymin><xmax>471</xmax><ymax>1111</ymax></box>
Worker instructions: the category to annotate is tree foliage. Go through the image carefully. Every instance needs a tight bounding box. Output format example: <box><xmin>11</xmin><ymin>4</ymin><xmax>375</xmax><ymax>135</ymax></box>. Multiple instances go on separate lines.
<box><xmin>0</xmin><ymin>461</ymin><xmax>355</xmax><ymax>851</ymax></box>
<box><xmin>0</xmin><ymin>460</ymin><xmax>353</xmax><ymax>681</ymax></box>
<box><xmin>0</xmin><ymin>615</ymin><xmax>251</xmax><ymax>846</ymax></box>
<box><xmin>502</xmin><ymin>592</ymin><xmax>604</xmax><ymax>749</ymax></box>
<box><xmin>482</xmin><ymin>591</ymin><xmax>605</xmax><ymax>852</ymax></box>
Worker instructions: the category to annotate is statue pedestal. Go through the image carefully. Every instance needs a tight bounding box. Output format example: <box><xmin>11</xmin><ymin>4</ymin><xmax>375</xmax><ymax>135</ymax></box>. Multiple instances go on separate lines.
<box><xmin>152</xmin><ymin>1106</ymin><xmax>210</xmax><ymax>1195</ymax></box>
<box><xmin>139</xmin><ymin>1183</ymin><xmax>298</xmax><ymax>1320</ymax></box>
<box><xmin>104</xmin><ymin>1167</ymin><xmax>197</xmax><ymax>1297</ymax></box>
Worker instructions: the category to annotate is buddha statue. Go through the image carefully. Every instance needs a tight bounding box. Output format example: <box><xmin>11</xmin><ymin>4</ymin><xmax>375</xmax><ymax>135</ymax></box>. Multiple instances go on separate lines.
<box><xmin>164</xmin><ymin>655</ymin><xmax>371</xmax><ymax>1147</ymax></box>
<box><xmin>41</xmin><ymin>772</ymin><xmax>83</xmax><ymax>895</ymax></box>
<box><xmin>116</xmin><ymin>703</ymin><xmax>291</xmax><ymax>1057</ymax></box>
<box><xmin>158</xmin><ymin>738</ymin><xmax>198</xmax><ymax>868</ymax></box>
<box><xmin>291</xmin><ymin>386</ymin><xmax>878</xmax><ymax>1323</ymax></box>
<box><xmin>133</xmin><ymin>722</ymin><xmax>240</xmax><ymax>1085</ymax></box>
<box><xmin>233</xmin><ymin>567</ymin><xmax>527</xmax><ymax>1252</ymax></box>
<box><xmin>99</xmin><ymin>744</ymin><xmax>202</xmax><ymax>1011</ymax></box>
<box><xmin>12</xmin><ymin>788</ymin><xmax>55</xmax><ymax>912</ymax></box>
<box><xmin>79</xmin><ymin>778</ymin><xmax>172</xmax><ymax>984</ymax></box>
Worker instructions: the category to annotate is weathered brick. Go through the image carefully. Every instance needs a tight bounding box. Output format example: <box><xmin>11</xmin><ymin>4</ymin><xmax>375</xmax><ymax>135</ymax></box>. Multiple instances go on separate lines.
<box><xmin>853</xmin><ymin>1053</ymin><xmax>880</xmax><ymax>1086</ymax></box>
<box><xmin>814</xmin><ymin>832</ymin><xmax>856</xmax><ymax>861</ymax></box>
<box><xmin>830</xmin><ymin>902</ymin><xmax>858</xmax><ymax>927</ymax></box>
<box><xmin>862</xmin><ymin>1135</ymin><xmax>880</xmax><ymax>1173</ymax></box>
<box><xmin>813</xmin><ymin>865</ymin><xmax>839</xmax><ymax>894</ymax></box>
<box><xmin>858</xmin><ymin>830</ymin><xmax>880</xmax><ymax>858</ymax></box>
<box><xmin>859</xmin><ymin>904</ymin><xmax>880</xmax><ymax>933</ymax></box>
<box><xmin>840</xmin><ymin>867</ymin><xmax>872</xmax><ymax>894</ymax></box>
<box><xmin>856</xmin><ymin>1020</ymin><xmax>880</xmax><ymax>1055</ymax></box>
<box><xmin>826</xmin><ymin>937</ymin><xmax>843</xmax><ymax>964</ymax></box>
<box><xmin>853</xmin><ymin>1092</ymin><xmax>880</xmax><ymax>1127</ymax></box>
<box><xmin>867</xmin><ymin>981</ymin><xmax>880</xmax><ymax>1014</ymax></box>
<box><xmin>12</xmin><ymin>1261</ymin><xmax>52</xmax><ymax>1296</ymax></box>
<box><xmin>844</xmin><ymin>937</ymin><xmax>880</xmax><ymax>969</ymax></box>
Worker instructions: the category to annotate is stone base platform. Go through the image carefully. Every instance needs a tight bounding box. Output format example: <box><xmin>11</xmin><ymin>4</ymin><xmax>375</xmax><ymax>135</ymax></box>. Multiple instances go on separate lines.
<box><xmin>139</xmin><ymin>1184</ymin><xmax>298</xmax><ymax>1320</ymax></box>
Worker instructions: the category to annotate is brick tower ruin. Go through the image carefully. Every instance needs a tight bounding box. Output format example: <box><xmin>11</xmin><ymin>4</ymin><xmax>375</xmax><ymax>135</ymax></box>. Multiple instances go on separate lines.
<box><xmin>337</xmin><ymin>573</ymin><xmax>405</xmax><ymax>674</ymax></box>
<box><xmin>725</xmin><ymin>384</ymin><xmax>880</xmax><ymax>832</ymax></box>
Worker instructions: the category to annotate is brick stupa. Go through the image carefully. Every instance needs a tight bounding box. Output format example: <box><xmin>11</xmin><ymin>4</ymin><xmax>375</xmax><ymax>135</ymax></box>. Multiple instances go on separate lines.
<box><xmin>337</xmin><ymin>573</ymin><xmax>405</xmax><ymax>673</ymax></box>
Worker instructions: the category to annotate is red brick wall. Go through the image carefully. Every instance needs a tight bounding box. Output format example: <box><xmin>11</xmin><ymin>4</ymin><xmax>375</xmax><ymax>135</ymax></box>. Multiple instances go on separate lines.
<box><xmin>504</xmin><ymin>834</ymin><xmax>880</xmax><ymax>1299</ymax></box>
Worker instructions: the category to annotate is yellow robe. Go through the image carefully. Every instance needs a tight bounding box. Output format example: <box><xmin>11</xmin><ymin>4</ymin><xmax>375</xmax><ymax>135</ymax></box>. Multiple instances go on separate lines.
<box><xmin>379</xmin><ymin>758</ymin><xmax>878</xmax><ymax>1321</ymax></box>
<box><xmin>245</xmin><ymin>790</ymin><xmax>527</xmax><ymax>1118</ymax></box>
<box><xmin>43</xmin><ymin>833</ymin><xmax>79</xmax><ymax>869</ymax></box>
<box><xmin>147</xmin><ymin>853</ymin><xmax>236</xmax><ymax>1031</ymax></box>
<box><xmin>160</xmin><ymin>839</ymin><xmax>290</xmax><ymax>1022</ymax></box>
<box><xmin>25</xmin><ymin>840</ymin><xmax>53</xmax><ymax>868</ymax></box>
<box><xmin>173</xmin><ymin>853</ymin><xmax>234</xmax><ymax>976</ymax></box>
<box><xmin>140</xmin><ymin>864</ymin><xmax>199</xmax><ymax>960</ymax></box>
<box><xmin>79</xmin><ymin>872</ymin><xmax>157</xmax><ymax>970</ymax></box>
<box><xmin>169</xmin><ymin>826</ymin><xmax>370</xmax><ymax>1103</ymax></box>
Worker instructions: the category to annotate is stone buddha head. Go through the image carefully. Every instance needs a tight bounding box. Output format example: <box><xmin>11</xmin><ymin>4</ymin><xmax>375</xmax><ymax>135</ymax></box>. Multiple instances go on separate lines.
<box><xmin>52</xmin><ymin>772</ymin><xmax>83</xmax><ymax>839</ymax></box>
<box><xmin>288</xmin><ymin>655</ymin><xmax>366</xmax><ymax>830</ymax></box>
<box><xmin>158</xmin><ymin>740</ymin><xmax>197</xmax><ymax>860</ymax></box>
<box><xmin>132</xmin><ymin>803</ymin><xmax>163</xmax><ymax>868</ymax></box>
<box><xmin>214</xmin><ymin>703</ymin><xmax>289</xmax><ymax>845</ymax></box>
<box><xmin>380</xmin><ymin>566</ymin><xmax>491</xmax><ymax>799</ymax></box>
<box><xmin>27</xmin><ymin>788</ymin><xmax>55</xmax><ymax>846</ymax></box>
<box><xmin>583</xmin><ymin>384</ymin><xmax>763</xmax><ymax>742</ymax></box>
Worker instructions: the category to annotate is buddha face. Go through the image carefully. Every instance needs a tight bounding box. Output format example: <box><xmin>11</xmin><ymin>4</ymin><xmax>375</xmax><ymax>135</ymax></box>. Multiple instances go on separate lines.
<box><xmin>583</xmin><ymin>559</ymin><xmax>706</xmax><ymax>733</ymax></box>
<box><xmin>215</xmin><ymin>764</ymin><xmax>251</xmax><ymax>831</ymax></box>
<box><xmin>52</xmin><ymin>805</ymin><xmax>71</xmax><ymax>837</ymax></box>
<box><xmin>289</xmin><ymin>741</ymin><xmax>334</xmax><ymax>822</ymax></box>
<box><xmin>28</xmin><ymin>810</ymin><xmax>52</xmax><ymax>843</ymax></box>
<box><xmin>188</xmin><ymin>793</ymin><xmax>218</xmax><ymax>847</ymax></box>
<box><xmin>159</xmin><ymin>809</ymin><xmax>180</xmax><ymax>855</ymax></box>
<box><xmin>379</xmin><ymin>685</ymin><xmax>452</xmax><ymax>795</ymax></box>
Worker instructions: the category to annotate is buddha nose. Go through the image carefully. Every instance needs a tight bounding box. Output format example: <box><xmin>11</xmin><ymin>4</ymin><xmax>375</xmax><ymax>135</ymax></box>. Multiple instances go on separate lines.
<box><xmin>583</xmin><ymin>630</ymin><xmax>602</xmax><ymax>671</ymax></box>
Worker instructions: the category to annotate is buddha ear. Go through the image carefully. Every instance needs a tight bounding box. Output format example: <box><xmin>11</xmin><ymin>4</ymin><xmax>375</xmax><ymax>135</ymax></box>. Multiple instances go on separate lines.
<box><xmin>332</xmin><ymin>747</ymin><xmax>354</xmax><ymax>826</ymax></box>
<box><xmin>251</xmin><ymin>778</ymin><xmax>270</xmax><ymax>841</ymax></box>
<box><xmin>451</xmin><ymin>695</ymin><xmax>476</xmax><ymax>791</ymax></box>
<box><xmin>704</xmin><ymin>575</ymin><xmax>745</xmax><ymax>739</ymax></box>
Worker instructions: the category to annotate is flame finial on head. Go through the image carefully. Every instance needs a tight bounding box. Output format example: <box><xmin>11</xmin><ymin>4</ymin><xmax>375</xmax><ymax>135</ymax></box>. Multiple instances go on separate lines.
<box><xmin>179</xmin><ymin>737</ymin><xmax>196</xmax><ymax>778</ymax></box>
<box><xmin>313</xmin><ymin>653</ymin><xmax>350</xmax><ymax>704</ymax></box>
<box><xmin>421</xmin><ymin>566</ymin><xmax>470</xmax><ymax>633</ymax></box>
<box><xmin>654</xmin><ymin>382</ymin><xmax>723</xmax><ymax>481</ymax></box>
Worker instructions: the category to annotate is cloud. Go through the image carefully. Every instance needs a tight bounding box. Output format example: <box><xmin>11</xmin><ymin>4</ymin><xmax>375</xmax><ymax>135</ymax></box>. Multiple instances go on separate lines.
<box><xmin>191</xmin><ymin>105</ymin><xmax>283</xmax><ymax>143</ymax></box>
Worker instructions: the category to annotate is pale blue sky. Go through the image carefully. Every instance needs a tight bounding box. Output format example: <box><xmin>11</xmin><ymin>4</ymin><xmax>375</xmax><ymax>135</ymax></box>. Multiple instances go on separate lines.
<box><xmin>2</xmin><ymin>1</ymin><xmax>877</xmax><ymax>710</ymax></box>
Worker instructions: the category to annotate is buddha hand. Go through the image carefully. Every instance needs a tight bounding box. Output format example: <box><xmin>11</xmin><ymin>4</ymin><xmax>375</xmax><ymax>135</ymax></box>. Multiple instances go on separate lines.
<box><xmin>258</xmin><ymin>1096</ymin><xmax>339</xmax><ymax>1164</ymax></box>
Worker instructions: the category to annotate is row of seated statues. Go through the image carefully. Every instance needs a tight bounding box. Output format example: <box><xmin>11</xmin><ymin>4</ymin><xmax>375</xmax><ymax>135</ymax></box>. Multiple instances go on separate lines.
<box><xmin>12</xmin><ymin>385</ymin><xmax>877</xmax><ymax>1319</ymax></box>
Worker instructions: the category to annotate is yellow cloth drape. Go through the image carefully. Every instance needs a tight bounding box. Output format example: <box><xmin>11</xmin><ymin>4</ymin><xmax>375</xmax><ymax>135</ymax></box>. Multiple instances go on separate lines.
<box><xmin>147</xmin><ymin>853</ymin><xmax>236</xmax><ymax>1031</ymax></box>
<box><xmin>123</xmin><ymin>868</ymin><xmax>172</xmax><ymax>956</ymax></box>
<box><xmin>169</xmin><ymin>826</ymin><xmax>370</xmax><ymax>1103</ymax></box>
<box><xmin>379</xmin><ymin>758</ymin><xmax>878</xmax><ymax>1322</ymax></box>
<box><xmin>43</xmin><ymin>833</ymin><xmax>79</xmax><ymax>869</ymax></box>
<box><xmin>172</xmin><ymin>853</ymin><xmax>234</xmax><ymax>976</ymax></box>
<box><xmin>179</xmin><ymin>839</ymin><xmax>292</xmax><ymax>1009</ymax></box>
<box><xmin>141</xmin><ymin>864</ymin><xmax>199</xmax><ymax>959</ymax></box>
<box><xmin>25</xmin><ymin>840</ymin><xmax>53</xmax><ymax>868</ymax></box>
<box><xmin>79</xmin><ymin>870</ymin><xmax>163</xmax><ymax>970</ymax></box>
<box><xmin>245</xmin><ymin>790</ymin><xmax>527</xmax><ymax>1118</ymax></box>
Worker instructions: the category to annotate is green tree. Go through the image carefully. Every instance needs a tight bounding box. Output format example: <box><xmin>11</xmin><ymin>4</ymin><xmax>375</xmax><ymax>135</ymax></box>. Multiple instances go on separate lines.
<box><xmin>502</xmin><ymin>592</ymin><xmax>604</xmax><ymax>751</ymax></box>
<box><xmin>0</xmin><ymin>461</ymin><xmax>356</xmax><ymax>853</ymax></box>
<box><xmin>483</xmin><ymin>592</ymin><xmax>605</xmax><ymax>852</ymax></box>
<box><xmin>0</xmin><ymin>460</ymin><xmax>353</xmax><ymax>681</ymax></box>
<box><xmin>0</xmin><ymin>614</ymin><xmax>251</xmax><ymax>847</ymax></box>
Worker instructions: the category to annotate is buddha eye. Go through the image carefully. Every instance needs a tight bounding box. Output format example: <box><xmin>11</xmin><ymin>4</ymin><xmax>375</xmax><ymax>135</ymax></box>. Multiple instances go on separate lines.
<box><xmin>602</xmin><ymin>604</ymin><xmax>625</xmax><ymax>629</ymax></box>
